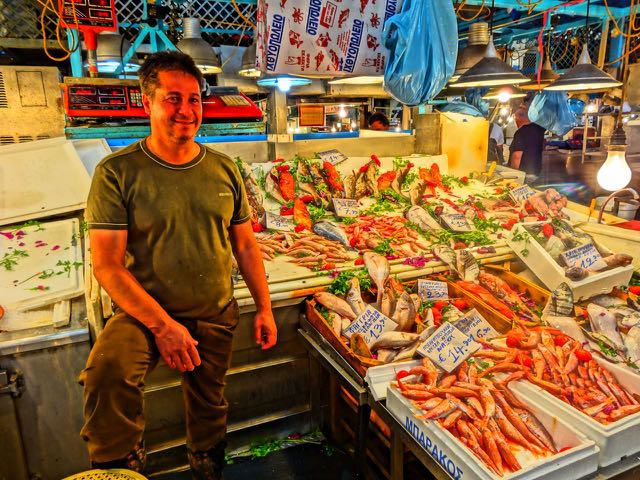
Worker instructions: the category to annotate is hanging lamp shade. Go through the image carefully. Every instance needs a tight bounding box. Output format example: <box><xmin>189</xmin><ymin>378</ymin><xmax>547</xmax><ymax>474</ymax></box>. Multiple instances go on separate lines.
<box><xmin>520</xmin><ymin>55</ymin><xmax>560</xmax><ymax>90</ymax></box>
<box><xmin>545</xmin><ymin>44</ymin><xmax>621</xmax><ymax>91</ymax></box>
<box><xmin>256</xmin><ymin>75</ymin><xmax>311</xmax><ymax>92</ymax></box>
<box><xmin>450</xmin><ymin>22</ymin><xmax>490</xmax><ymax>83</ymax></box>
<box><xmin>452</xmin><ymin>36</ymin><xmax>530</xmax><ymax>88</ymax></box>
<box><xmin>177</xmin><ymin>18</ymin><xmax>222</xmax><ymax>74</ymax></box>
<box><xmin>238</xmin><ymin>43</ymin><xmax>261</xmax><ymax>78</ymax></box>
<box><xmin>95</xmin><ymin>31</ymin><xmax>140</xmax><ymax>74</ymax></box>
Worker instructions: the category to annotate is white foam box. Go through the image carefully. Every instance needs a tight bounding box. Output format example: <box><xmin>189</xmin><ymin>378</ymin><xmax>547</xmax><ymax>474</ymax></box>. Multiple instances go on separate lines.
<box><xmin>506</xmin><ymin>222</ymin><xmax>633</xmax><ymax>301</ymax></box>
<box><xmin>509</xmin><ymin>361</ymin><xmax>640</xmax><ymax>467</ymax></box>
<box><xmin>386</xmin><ymin>385</ymin><xmax>599</xmax><ymax>480</ymax></box>
<box><xmin>365</xmin><ymin>359</ymin><xmax>421</xmax><ymax>402</ymax></box>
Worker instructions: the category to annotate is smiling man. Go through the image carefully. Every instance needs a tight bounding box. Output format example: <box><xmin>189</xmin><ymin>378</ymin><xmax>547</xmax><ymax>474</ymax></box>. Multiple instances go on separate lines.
<box><xmin>79</xmin><ymin>51</ymin><xmax>277</xmax><ymax>480</ymax></box>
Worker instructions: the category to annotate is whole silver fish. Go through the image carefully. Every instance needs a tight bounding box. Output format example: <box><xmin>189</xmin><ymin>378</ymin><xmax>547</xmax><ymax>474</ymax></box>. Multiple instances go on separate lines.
<box><xmin>455</xmin><ymin>249</ymin><xmax>479</xmax><ymax>282</ymax></box>
<box><xmin>296</xmin><ymin>160</ymin><xmax>320</xmax><ymax>202</ymax></box>
<box><xmin>315</xmin><ymin>292</ymin><xmax>357</xmax><ymax>320</ymax></box>
<box><xmin>394</xmin><ymin>342</ymin><xmax>420</xmax><ymax>361</ymax></box>
<box><xmin>544</xmin><ymin>283</ymin><xmax>574</xmax><ymax>317</ymax></box>
<box><xmin>364</xmin><ymin>162</ymin><xmax>379</xmax><ymax>197</ymax></box>
<box><xmin>393</xmin><ymin>292</ymin><xmax>417</xmax><ymax>332</ymax></box>
<box><xmin>363</xmin><ymin>252</ymin><xmax>390</xmax><ymax>307</ymax></box>
<box><xmin>587</xmin><ymin>303</ymin><xmax>625</xmax><ymax>350</ymax></box>
<box><xmin>369</xmin><ymin>331</ymin><xmax>419</xmax><ymax>351</ymax></box>
<box><xmin>377</xmin><ymin>348</ymin><xmax>398</xmax><ymax>363</ymax></box>
<box><xmin>327</xmin><ymin>310</ymin><xmax>343</xmax><ymax>337</ymax></box>
<box><xmin>312</xmin><ymin>221</ymin><xmax>350</xmax><ymax>248</ymax></box>
<box><xmin>391</xmin><ymin>162</ymin><xmax>413</xmax><ymax>197</ymax></box>
<box><xmin>433</xmin><ymin>245</ymin><xmax>456</xmax><ymax>272</ymax></box>
<box><xmin>405</xmin><ymin>205</ymin><xmax>441</xmax><ymax>232</ymax></box>
<box><xmin>591</xmin><ymin>295</ymin><xmax>626</xmax><ymax>308</ymax></box>
<box><xmin>624</xmin><ymin>326</ymin><xmax>640</xmax><ymax>364</ymax></box>
<box><xmin>346</xmin><ymin>277</ymin><xmax>366</xmax><ymax>317</ymax></box>
<box><xmin>546</xmin><ymin>315</ymin><xmax>587</xmax><ymax>344</ymax></box>
<box><xmin>380</xmin><ymin>286</ymin><xmax>396</xmax><ymax>317</ymax></box>
<box><xmin>237</xmin><ymin>160</ymin><xmax>265</xmax><ymax>223</ymax></box>
<box><xmin>609</xmin><ymin>306</ymin><xmax>640</xmax><ymax>328</ymax></box>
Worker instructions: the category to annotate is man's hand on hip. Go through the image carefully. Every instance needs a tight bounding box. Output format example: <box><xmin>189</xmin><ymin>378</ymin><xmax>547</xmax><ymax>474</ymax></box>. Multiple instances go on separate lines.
<box><xmin>254</xmin><ymin>310</ymin><xmax>277</xmax><ymax>350</ymax></box>
<box><xmin>154</xmin><ymin>320</ymin><xmax>201</xmax><ymax>372</ymax></box>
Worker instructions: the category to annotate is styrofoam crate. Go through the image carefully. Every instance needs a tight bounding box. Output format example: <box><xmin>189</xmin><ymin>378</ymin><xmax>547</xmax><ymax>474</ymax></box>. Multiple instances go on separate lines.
<box><xmin>386</xmin><ymin>385</ymin><xmax>599</xmax><ymax>480</ymax></box>
<box><xmin>506</xmin><ymin>222</ymin><xmax>633</xmax><ymax>301</ymax></box>
<box><xmin>509</xmin><ymin>368</ymin><xmax>640</xmax><ymax>467</ymax></box>
<box><xmin>365</xmin><ymin>359</ymin><xmax>421</xmax><ymax>402</ymax></box>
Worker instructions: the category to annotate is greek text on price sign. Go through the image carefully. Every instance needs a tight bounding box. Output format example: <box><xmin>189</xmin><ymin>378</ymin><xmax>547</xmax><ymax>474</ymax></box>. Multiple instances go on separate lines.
<box><xmin>318</xmin><ymin>149</ymin><xmax>347</xmax><ymax>165</ymax></box>
<box><xmin>416</xmin><ymin>322</ymin><xmax>481</xmax><ymax>372</ymax></box>
<box><xmin>441</xmin><ymin>214</ymin><xmax>475</xmax><ymax>232</ymax></box>
<box><xmin>417</xmin><ymin>280</ymin><xmax>449</xmax><ymax>301</ymax></box>
<box><xmin>509</xmin><ymin>185</ymin><xmax>535</xmax><ymax>203</ymax></box>
<box><xmin>265</xmin><ymin>212</ymin><xmax>294</xmax><ymax>232</ymax></box>
<box><xmin>342</xmin><ymin>304</ymin><xmax>398</xmax><ymax>347</ymax></box>
<box><xmin>333</xmin><ymin>198</ymin><xmax>359</xmax><ymax>218</ymax></box>
<box><xmin>454</xmin><ymin>309</ymin><xmax>499</xmax><ymax>342</ymax></box>
<box><xmin>560</xmin><ymin>243</ymin><xmax>604</xmax><ymax>270</ymax></box>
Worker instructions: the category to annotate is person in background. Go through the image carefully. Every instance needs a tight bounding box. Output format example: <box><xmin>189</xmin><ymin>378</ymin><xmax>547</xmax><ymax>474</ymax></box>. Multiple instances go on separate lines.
<box><xmin>488</xmin><ymin>121</ymin><xmax>505</xmax><ymax>164</ymax></box>
<box><xmin>79</xmin><ymin>51</ymin><xmax>277</xmax><ymax>480</ymax></box>
<box><xmin>509</xmin><ymin>107</ymin><xmax>546</xmax><ymax>183</ymax></box>
<box><xmin>367</xmin><ymin>111</ymin><xmax>391</xmax><ymax>131</ymax></box>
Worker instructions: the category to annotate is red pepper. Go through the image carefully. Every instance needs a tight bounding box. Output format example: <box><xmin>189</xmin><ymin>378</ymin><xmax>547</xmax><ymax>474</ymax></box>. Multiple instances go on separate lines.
<box><xmin>354</xmin><ymin>258</ymin><xmax>364</xmax><ymax>266</ymax></box>
<box><xmin>452</xmin><ymin>299</ymin><xmax>468</xmax><ymax>311</ymax></box>
<box><xmin>274</xmin><ymin>157</ymin><xmax>285</xmax><ymax>163</ymax></box>
<box><xmin>575</xmin><ymin>349</ymin><xmax>593</xmax><ymax>362</ymax></box>
<box><xmin>280</xmin><ymin>206</ymin><xmax>294</xmax><ymax>216</ymax></box>
<box><xmin>396</xmin><ymin>370</ymin><xmax>410</xmax><ymax>380</ymax></box>
<box><xmin>359</xmin><ymin>164</ymin><xmax>369</xmax><ymax>173</ymax></box>
<box><xmin>453</xmin><ymin>241</ymin><xmax>468</xmax><ymax>250</ymax></box>
<box><xmin>506</xmin><ymin>334</ymin><xmax>523</xmax><ymax>348</ymax></box>
<box><xmin>434</xmin><ymin>300</ymin><xmax>449</xmax><ymax>310</ymax></box>
<box><xmin>252</xmin><ymin>222</ymin><xmax>265</xmax><ymax>233</ymax></box>
<box><xmin>460</xmin><ymin>176</ymin><xmax>469</xmax><ymax>184</ymax></box>
<box><xmin>495</xmin><ymin>187</ymin><xmax>504</xmax><ymax>194</ymax></box>
<box><xmin>294</xmin><ymin>224</ymin><xmax>306</xmax><ymax>233</ymax></box>
<box><xmin>276</xmin><ymin>164</ymin><xmax>290</xmax><ymax>172</ymax></box>
<box><xmin>322</xmin><ymin>263</ymin><xmax>336</xmax><ymax>270</ymax></box>
<box><xmin>501</xmin><ymin>218</ymin><xmax>519</xmax><ymax>231</ymax></box>
<box><xmin>432</xmin><ymin>308</ymin><xmax>442</xmax><ymax>326</ymax></box>
<box><xmin>554</xmin><ymin>334</ymin><xmax>570</xmax><ymax>347</ymax></box>
<box><xmin>628</xmin><ymin>286</ymin><xmax>640</xmax><ymax>295</ymax></box>
<box><xmin>370</xmin><ymin>154</ymin><xmax>381</xmax><ymax>166</ymax></box>
<box><xmin>407</xmin><ymin>162</ymin><xmax>414</xmax><ymax>168</ymax></box>
<box><xmin>349</xmin><ymin>237</ymin><xmax>359</xmax><ymax>247</ymax></box>
<box><xmin>299</xmin><ymin>194</ymin><xmax>315</xmax><ymax>203</ymax></box>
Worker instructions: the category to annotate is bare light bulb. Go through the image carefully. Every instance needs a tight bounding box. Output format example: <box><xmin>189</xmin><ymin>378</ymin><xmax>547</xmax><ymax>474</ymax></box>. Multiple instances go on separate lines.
<box><xmin>277</xmin><ymin>77</ymin><xmax>292</xmax><ymax>92</ymax></box>
<box><xmin>338</xmin><ymin>105</ymin><xmax>347</xmax><ymax>118</ymax></box>
<box><xmin>585</xmin><ymin>103</ymin><xmax>598</xmax><ymax>113</ymax></box>
<box><xmin>497</xmin><ymin>91</ymin><xmax>511</xmax><ymax>103</ymax></box>
<box><xmin>597</xmin><ymin>150</ymin><xmax>632</xmax><ymax>191</ymax></box>
<box><xmin>499</xmin><ymin>107</ymin><xmax>509</xmax><ymax>116</ymax></box>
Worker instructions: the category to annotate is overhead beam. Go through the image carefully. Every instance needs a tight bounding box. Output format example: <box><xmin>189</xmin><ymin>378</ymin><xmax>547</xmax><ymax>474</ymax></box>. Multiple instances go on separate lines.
<box><xmin>497</xmin><ymin>17</ymin><xmax>603</xmax><ymax>43</ymax></box>
<box><xmin>460</xmin><ymin>0</ymin><xmax>627</xmax><ymax>18</ymax></box>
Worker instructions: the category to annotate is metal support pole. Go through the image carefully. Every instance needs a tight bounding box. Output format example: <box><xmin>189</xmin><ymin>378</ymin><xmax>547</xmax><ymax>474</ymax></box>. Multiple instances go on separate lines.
<box><xmin>67</xmin><ymin>29</ymin><xmax>83</xmax><ymax>77</ymax></box>
<box><xmin>597</xmin><ymin>20</ymin><xmax>610</xmax><ymax>68</ymax></box>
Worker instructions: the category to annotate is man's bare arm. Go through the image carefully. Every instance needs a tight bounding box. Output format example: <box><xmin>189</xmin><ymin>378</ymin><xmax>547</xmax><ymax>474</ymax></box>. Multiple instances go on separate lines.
<box><xmin>510</xmin><ymin>151</ymin><xmax>523</xmax><ymax>170</ymax></box>
<box><xmin>90</xmin><ymin>229</ymin><xmax>201</xmax><ymax>371</ymax></box>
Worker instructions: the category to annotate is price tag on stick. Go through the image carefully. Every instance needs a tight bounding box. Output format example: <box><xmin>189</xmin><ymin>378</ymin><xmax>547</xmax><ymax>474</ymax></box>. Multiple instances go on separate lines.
<box><xmin>318</xmin><ymin>149</ymin><xmax>347</xmax><ymax>165</ymax></box>
<box><xmin>342</xmin><ymin>304</ymin><xmax>398</xmax><ymax>347</ymax></box>
<box><xmin>333</xmin><ymin>198</ymin><xmax>360</xmax><ymax>218</ymax></box>
<box><xmin>265</xmin><ymin>212</ymin><xmax>294</xmax><ymax>232</ymax></box>
<box><xmin>454</xmin><ymin>309</ymin><xmax>500</xmax><ymax>342</ymax></box>
<box><xmin>416</xmin><ymin>322</ymin><xmax>481</xmax><ymax>372</ymax></box>
<box><xmin>509</xmin><ymin>185</ymin><xmax>535</xmax><ymax>203</ymax></box>
<box><xmin>441</xmin><ymin>214</ymin><xmax>475</xmax><ymax>232</ymax></box>
<box><xmin>560</xmin><ymin>243</ymin><xmax>606</xmax><ymax>271</ymax></box>
<box><xmin>417</xmin><ymin>280</ymin><xmax>449</xmax><ymax>301</ymax></box>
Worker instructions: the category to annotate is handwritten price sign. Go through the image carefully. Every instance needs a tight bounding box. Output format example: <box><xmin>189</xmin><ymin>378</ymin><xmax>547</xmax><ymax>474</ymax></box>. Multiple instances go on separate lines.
<box><xmin>417</xmin><ymin>280</ymin><xmax>449</xmax><ymax>301</ymax></box>
<box><xmin>417</xmin><ymin>322</ymin><xmax>480</xmax><ymax>372</ymax></box>
<box><xmin>441</xmin><ymin>214</ymin><xmax>474</xmax><ymax>233</ymax></box>
<box><xmin>318</xmin><ymin>149</ymin><xmax>347</xmax><ymax>165</ymax></box>
<box><xmin>333</xmin><ymin>198</ymin><xmax>360</xmax><ymax>218</ymax></box>
<box><xmin>265</xmin><ymin>212</ymin><xmax>294</xmax><ymax>232</ymax></box>
<box><xmin>509</xmin><ymin>185</ymin><xmax>535</xmax><ymax>203</ymax></box>
<box><xmin>342</xmin><ymin>304</ymin><xmax>398</xmax><ymax>347</ymax></box>
<box><xmin>455</xmin><ymin>309</ymin><xmax>499</xmax><ymax>342</ymax></box>
<box><xmin>560</xmin><ymin>243</ymin><xmax>604</xmax><ymax>271</ymax></box>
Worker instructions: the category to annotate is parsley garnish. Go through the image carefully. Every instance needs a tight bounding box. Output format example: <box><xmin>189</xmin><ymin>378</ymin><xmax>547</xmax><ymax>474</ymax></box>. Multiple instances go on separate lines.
<box><xmin>327</xmin><ymin>269</ymin><xmax>372</xmax><ymax>296</ymax></box>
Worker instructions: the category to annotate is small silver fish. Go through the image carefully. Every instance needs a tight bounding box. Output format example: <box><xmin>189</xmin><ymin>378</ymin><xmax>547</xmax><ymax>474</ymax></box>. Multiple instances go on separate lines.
<box><xmin>405</xmin><ymin>206</ymin><xmax>441</xmax><ymax>232</ymax></box>
<box><xmin>624</xmin><ymin>326</ymin><xmax>640</xmax><ymax>364</ymax></box>
<box><xmin>237</xmin><ymin>160</ymin><xmax>265</xmax><ymax>223</ymax></box>
<box><xmin>565</xmin><ymin>266</ymin><xmax>589</xmax><ymax>281</ymax></box>
<box><xmin>394</xmin><ymin>342</ymin><xmax>420</xmax><ymax>361</ymax></box>
<box><xmin>380</xmin><ymin>286</ymin><xmax>396</xmax><ymax>318</ymax></box>
<box><xmin>346</xmin><ymin>277</ymin><xmax>366</xmax><ymax>317</ymax></box>
<box><xmin>455</xmin><ymin>249</ymin><xmax>479</xmax><ymax>282</ymax></box>
<box><xmin>369</xmin><ymin>331</ymin><xmax>419</xmax><ymax>351</ymax></box>
<box><xmin>393</xmin><ymin>292</ymin><xmax>417</xmax><ymax>332</ymax></box>
<box><xmin>587</xmin><ymin>303</ymin><xmax>626</xmax><ymax>350</ymax></box>
<box><xmin>544</xmin><ymin>283</ymin><xmax>574</xmax><ymax>317</ymax></box>
<box><xmin>376</xmin><ymin>348</ymin><xmax>398</xmax><ymax>363</ymax></box>
<box><xmin>363</xmin><ymin>252</ymin><xmax>390</xmax><ymax>308</ymax></box>
<box><xmin>315</xmin><ymin>292</ymin><xmax>357</xmax><ymax>320</ymax></box>
<box><xmin>312</xmin><ymin>221</ymin><xmax>350</xmax><ymax>248</ymax></box>
<box><xmin>609</xmin><ymin>306</ymin><xmax>640</xmax><ymax>328</ymax></box>
<box><xmin>591</xmin><ymin>295</ymin><xmax>626</xmax><ymax>308</ymax></box>
<box><xmin>433</xmin><ymin>245</ymin><xmax>456</xmax><ymax>272</ymax></box>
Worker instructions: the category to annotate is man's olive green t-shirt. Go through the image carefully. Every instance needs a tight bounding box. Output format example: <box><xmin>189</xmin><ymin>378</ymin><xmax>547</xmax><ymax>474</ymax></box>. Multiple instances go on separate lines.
<box><xmin>86</xmin><ymin>139</ymin><xmax>251</xmax><ymax>320</ymax></box>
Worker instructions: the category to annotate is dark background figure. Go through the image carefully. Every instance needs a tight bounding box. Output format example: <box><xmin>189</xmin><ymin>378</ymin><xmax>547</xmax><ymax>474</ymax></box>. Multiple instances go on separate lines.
<box><xmin>367</xmin><ymin>111</ymin><xmax>391</xmax><ymax>131</ymax></box>
<box><xmin>509</xmin><ymin>107</ymin><xmax>546</xmax><ymax>183</ymax></box>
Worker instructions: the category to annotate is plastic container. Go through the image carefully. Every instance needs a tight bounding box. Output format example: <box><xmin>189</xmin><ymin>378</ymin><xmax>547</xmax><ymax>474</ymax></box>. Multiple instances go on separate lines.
<box><xmin>509</xmin><ymin>363</ymin><xmax>640</xmax><ymax>467</ymax></box>
<box><xmin>386</xmin><ymin>385</ymin><xmax>599</xmax><ymax>480</ymax></box>
<box><xmin>506</xmin><ymin>222</ymin><xmax>634</xmax><ymax>301</ymax></box>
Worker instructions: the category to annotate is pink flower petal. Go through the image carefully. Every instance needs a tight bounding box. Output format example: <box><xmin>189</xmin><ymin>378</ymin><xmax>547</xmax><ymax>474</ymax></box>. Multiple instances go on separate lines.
<box><xmin>51</xmin><ymin>245</ymin><xmax>60</xmax><ymax>251</ymax></box>
<box><xmin>0</xmin><ymin>231</ymin><xmax>14</xmax><ymax>240</ymax></box>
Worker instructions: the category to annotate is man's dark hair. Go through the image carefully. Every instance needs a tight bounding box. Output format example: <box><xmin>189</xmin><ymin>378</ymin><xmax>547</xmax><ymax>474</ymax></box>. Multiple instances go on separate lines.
<box><xmin>138</xmin><ymin>51</ymin><xmax>204</xmax><ymax>98</ymax></box>
<box><xmin>367</xmin><ymin>111</ymin><xmax>390</xmax><ymax>127</ymax></box>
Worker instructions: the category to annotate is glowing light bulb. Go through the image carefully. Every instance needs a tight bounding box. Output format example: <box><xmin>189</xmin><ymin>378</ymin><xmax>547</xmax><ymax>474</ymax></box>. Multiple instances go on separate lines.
<box><xmin>622</xmin><ymin>117</ymin><xmax>629</xmax><ymax>124</ymax></box>
<box><xmin>497</xmin><ymin>91</ymin><xmax>511</xmax><ymax>103</ymax></box>
<box><xmin>586</xmin><ymin>103</ymin><xmax>598</xmax><ymax>113</ymax></box>
<box><xmin>338</xmin><ymin>105</ymin><xmax>347</xmax><ymax>118</ymax></box>
<box><xmin>395</xmin><ymin>127</ymin><xmax>401</xmax><ymax>132</ymax></box>
<box><xmin>331</xmin><ymin>126</ymin><xmax>337</xmax><ymax>133</ymax></box>
<box><xmin>277</xmin><ymin>77</ymin><xmax>292</xmax><ymax>92</ymax></box>
<box><xmin>597</xmin><ymin>150</ymin><xmax>632</xmax><ymax>191</ymax></box>
<box><xmin>351</xmin><ymin>121</ymin><xmax>357</xmax><ymax>129</ymax></box>
<box><xmin>500</xmin><ymin>107</ymin><xmax>509</xmax><ymax>116</ymax></box>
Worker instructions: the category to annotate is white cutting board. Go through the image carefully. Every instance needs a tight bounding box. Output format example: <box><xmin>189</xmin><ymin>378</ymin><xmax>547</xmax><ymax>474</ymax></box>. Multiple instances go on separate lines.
<box><xmin>0</xmin><ymin>137</ymin><xmax>91</xmax><ymax>226</ymax></box>
<box><xmin>72</xmin><ymin>138</ymin><xmax>112</xmax><ymax>177</ymax></box>
<box><xmin>0</xmin><ymin>218</ymin><xmax>84</xmax><ymax>310</ymax></box>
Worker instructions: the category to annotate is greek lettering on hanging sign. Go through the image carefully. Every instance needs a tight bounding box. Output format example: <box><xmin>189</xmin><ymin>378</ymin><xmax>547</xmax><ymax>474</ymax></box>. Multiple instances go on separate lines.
<box><xmin>560</xmin><ymin>243</ymin><xmax>606</xmax><ymax>271</ymax></box>
<box><xmin>333</xmin><ymin>198</ymin><xmax>359</xmax><ymax>218</ymax></box>
<box><xmin>342</xmin><ymin>304</ymin><xmax>398</xmax><ymax>346</ymax></box>
<box><xmin>417</xmin><ymin>280</ymin><xmax>449</xmax><ymax>301</ymax></box>
<box><xmin>265</xmin><ymin>212</ymin><xmax>294</xmax><ymax>232</ymax></box>
<box><xmin>454</xmin><ymin>308</ymin><xmax>500</xmax><ymax>342</ymax></box>
<box><xmin>509</xmin><ymin>185</ymin><xmax>535</xmax><ymax>203</ymax></box>
<box><xmin>416</xmin><ymin>322</ymin><xmax>481</xmax><ymax>373</ymax></box>
<box><xmin>318</xmin><ymin>149</ymin><xmax>347</xmax><ymax>165</ymax></box>
<box><xmin>441</xmin><ymin>214</ymin><xmax>474</xmax><ymax>233</ymax></box>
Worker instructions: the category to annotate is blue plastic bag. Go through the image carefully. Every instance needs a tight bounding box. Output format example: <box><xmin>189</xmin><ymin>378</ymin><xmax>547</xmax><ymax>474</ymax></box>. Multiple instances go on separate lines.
<box><xmin>464</xmin><ymin>88</ymin><xmax>490</xmax><ymax>117</ymax></box>
<box><xmin>382</xmin><ymin>0</ymin><xmax>458</xmax><ymax>106</ymax></box>
<box><xmin>528</xmin><ymin>91</ymin><xmax>578</xmax><ymax>136</ymax></box>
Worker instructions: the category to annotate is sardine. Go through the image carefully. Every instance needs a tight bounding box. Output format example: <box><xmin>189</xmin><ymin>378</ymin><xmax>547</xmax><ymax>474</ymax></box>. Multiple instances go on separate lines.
<box><xmin>363</xmin><ymin>252</ymin><xmax>390</xmax><ymax>308</ymax></box>
<box><xmin>392</xmin><ymin>292</ymin><xmax>417</xmax><ymax>332</ymax></box>
<box><xmin>314</xmin><ymin>292</ymin><xmax>357</xmax><ymax>320</ymax></box>
<box><xmin>405</xmin><ymin>206</ymin><xmax>441</xmax><ymax>232</ymax></box>
<box><xmin>587</xmin><ymin>303</ymin><xmax>626</xmax><ymax>350</ymax></box>
<box><xmin>624</xmin><ymin>326</ymin><xmax>640</xmax><ymax>364</ymax></box>
<box><xmin>312</xmin><ymin>221</ymin><xmax>350</xmax><ymax>248</ymax></box>
<box><xmin>455</xmin><ymin>249</ymin><xmax>479</xmax><ymax>282</ymax></box>
<box><xmin>377</xmin><ymin>348</ymin><xmax>398</xmax><ymax>363</ymax></box>
<box><xmin>369</xmin><ymin>331</ymin><xmax>419</xmax><ymax>351</ymax></box>
<box><xmin>346</xmin><ymin>277</ymin><xmax>366</xmax><ymax>317</ymax></box>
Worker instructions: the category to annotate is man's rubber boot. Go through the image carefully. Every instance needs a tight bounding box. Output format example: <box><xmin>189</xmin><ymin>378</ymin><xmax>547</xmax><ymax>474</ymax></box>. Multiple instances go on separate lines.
<box><xmin>188</xmin><ymin>440</ymin><xmax>227</xmax><ymax>480</ymax></box>
<box><xmin>90</xmin><ymin>441</ymin><xmax>147</xmax><ymax>472</ymax></box>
